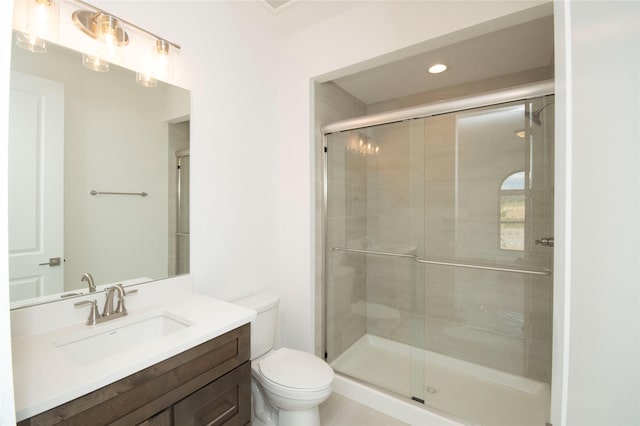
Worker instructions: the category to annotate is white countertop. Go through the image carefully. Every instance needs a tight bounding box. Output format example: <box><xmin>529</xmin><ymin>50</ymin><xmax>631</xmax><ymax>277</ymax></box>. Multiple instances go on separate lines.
<box><xmin>11</xmin><ymin>286</ymin><xmax>256</xmax><ymax>421</ymax></box>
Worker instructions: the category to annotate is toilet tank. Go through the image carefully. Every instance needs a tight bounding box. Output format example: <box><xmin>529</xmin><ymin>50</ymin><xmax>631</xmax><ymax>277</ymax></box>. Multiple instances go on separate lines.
<box><xmin>234</xmin><ymin>293</ymin><xmax>279</xmax><ymax>359</ymax></box>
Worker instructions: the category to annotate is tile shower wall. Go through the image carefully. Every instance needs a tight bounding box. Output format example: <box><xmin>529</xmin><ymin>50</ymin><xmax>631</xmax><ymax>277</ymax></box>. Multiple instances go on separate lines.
<box><xmin>314</xmin><ymin>82</ymin><xmax>366</xmax><ymax>358</ymax></box>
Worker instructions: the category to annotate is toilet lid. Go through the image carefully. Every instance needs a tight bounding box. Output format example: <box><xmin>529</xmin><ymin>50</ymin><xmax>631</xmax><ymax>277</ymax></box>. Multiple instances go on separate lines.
<box><xmin>259</xmin><ymin>348</ymin><xmax>334</xmax><ymax>390</ymax></box>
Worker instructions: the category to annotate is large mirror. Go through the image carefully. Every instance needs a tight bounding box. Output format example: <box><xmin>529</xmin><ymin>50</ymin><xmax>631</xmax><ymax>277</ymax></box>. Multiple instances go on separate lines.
<box><xmin>8</xmin><ymin>34</ymin><xmax>190</xmax><ymax>309</ymax></box>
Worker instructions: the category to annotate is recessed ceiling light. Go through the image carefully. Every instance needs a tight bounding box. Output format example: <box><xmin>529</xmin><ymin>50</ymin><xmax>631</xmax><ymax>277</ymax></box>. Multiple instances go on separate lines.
<box><xmin>428</xmin><ymin>63</ymin><xmax>447</xmax><ymax>74</ymax></box>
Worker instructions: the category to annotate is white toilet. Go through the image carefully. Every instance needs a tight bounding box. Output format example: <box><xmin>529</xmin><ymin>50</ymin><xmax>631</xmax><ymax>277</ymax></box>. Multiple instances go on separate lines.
<box><xmin>235</xmin><ymin>293</ymin><xmax>334</xmax><ymax>426</ymax></box>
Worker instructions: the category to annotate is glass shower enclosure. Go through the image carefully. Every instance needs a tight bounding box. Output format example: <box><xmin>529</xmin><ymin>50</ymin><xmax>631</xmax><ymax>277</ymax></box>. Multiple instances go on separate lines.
<box><xmin>323</xmin><ymin>83</ymin><xmax>554</xmax><ymax>425</ymax></box>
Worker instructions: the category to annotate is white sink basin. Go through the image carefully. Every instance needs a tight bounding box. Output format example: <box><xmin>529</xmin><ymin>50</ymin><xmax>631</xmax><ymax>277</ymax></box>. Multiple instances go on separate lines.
<box><xmin>54</xmin><ymin>312</ymin><xmax>192</xmax><ymax>366</ymax></box>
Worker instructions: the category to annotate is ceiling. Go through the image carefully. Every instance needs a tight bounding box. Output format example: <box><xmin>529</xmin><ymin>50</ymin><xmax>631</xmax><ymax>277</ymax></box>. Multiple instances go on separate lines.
<box><xmin>231</xmin><ymin>0</ymin><xmax>362</xmax><ymax>39</ymax></box>
<box><xmin>332</xmin><ymin>15</ymin><xmax>554</xmax><ymax>105</ymax></box>
<box><xmin>234</xmin><ymin>2</ymin><xmax>554</xmax><ymax>106</ymax></box>
<box><xmin>263</xmin><ymin>0</ymin><xmax>294</xmax><ymax>11</ymax></box>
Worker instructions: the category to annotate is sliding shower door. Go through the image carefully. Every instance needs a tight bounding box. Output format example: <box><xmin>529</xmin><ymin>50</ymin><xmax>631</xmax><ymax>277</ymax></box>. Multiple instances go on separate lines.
<box><xmin>324</xmin><ymin>90</ymin><xmax>554</xmax><ymax>425</ymax></box>
<box><xmin>324</xmin><ymin>120</ymin><xmax>426</xmax><ymax>403</ymax></box>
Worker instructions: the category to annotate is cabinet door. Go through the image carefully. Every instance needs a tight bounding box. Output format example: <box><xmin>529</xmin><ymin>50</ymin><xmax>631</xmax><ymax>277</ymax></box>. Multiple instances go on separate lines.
<box><xmin>174</xmin><ymin>362</ymin><xmax>251</xmax><ymax>426</ymax></box>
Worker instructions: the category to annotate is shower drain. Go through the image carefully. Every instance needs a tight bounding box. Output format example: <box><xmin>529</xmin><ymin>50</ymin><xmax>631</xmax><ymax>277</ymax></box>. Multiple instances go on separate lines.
<box><xmin>426</xmin><ymin>386</ymin><xmax>438</xmax><ymax>394</ymax></box>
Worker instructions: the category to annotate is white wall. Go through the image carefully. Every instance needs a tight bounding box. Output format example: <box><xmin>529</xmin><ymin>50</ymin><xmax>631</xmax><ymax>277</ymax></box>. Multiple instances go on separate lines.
<box><xmin>554</xmin><ymin>1</ymin><xmax>640</xmax><ymax>424</ymax></box>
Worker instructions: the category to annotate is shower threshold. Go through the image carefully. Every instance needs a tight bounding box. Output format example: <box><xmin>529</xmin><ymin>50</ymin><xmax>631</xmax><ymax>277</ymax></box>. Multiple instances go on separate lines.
<box><xmin>331</xmin><ymin>335</ymin><xmax>550</xmax><ymax>426</ymax></box>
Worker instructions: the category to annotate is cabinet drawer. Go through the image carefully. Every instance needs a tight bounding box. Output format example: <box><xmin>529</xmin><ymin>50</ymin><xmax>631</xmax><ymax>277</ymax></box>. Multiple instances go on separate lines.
<box><xmin>174</xmin><ymin>361</ymin><xmax>251</xmax><ymax>426</ymax></box>
<box><xmin>137</xmin><ymin>407</ymin><xmax>172</xmax><ymax>426</ymax></box>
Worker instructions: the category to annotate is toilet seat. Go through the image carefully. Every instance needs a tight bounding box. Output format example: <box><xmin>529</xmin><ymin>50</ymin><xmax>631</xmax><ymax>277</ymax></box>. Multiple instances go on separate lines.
<box><xmin>258</xmin><ymin>348</ymin><xmax>334</xmax><ymax>391</ymax></box>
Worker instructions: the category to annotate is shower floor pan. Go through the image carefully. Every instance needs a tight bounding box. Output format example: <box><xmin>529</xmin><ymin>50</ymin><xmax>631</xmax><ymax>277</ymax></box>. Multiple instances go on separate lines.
<box><xmin>331</xmin><ymin>334</ymin><xmax>550</xmax><ymax>426</ymax></box>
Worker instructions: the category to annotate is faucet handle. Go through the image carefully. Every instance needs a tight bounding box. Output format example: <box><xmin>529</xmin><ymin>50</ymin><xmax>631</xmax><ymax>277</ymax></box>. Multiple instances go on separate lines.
<box><xmin>114</xmin><ymin>285</ymin><xmax>138</xmax><ymax>314</ymax></box>
<box><xmin>74</xmin><ymin>300</ymin><xmax>101</xmax><ymax>325</ymax></box>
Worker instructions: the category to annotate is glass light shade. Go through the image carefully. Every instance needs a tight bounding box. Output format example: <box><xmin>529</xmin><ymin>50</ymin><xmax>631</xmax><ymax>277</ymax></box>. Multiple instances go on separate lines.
<box><xmin>136</xmin><ymin>72</ymin><xmax>158</xmax><ymax>88</ymax></box>
<box><xmin>152</xmin><ymin>39</ymin><xmax>173</xmax><ymax>80</ymax></box>
<box><xmin>94</xmin><ymin>14</ymin><xmax>125</xmax><ymax>62</ymax></box>
<box><xmin>82</xmin><ymin>53</ymin><xmax>109</xmax><ymax>72</ymax></box>
<box><xmin>25</xmin><ymin>0</ymin><xmax>59</xmax><ymax>38</ymax></box>
<box><xmin>15</xmin><ymin>32</ymin><xmax>47</xmax><ymax>53</ymax></box>
<box><xmin>95</xmin><ymin>14</ymin><xmax>119</xmax><ymax>46</ymax></box>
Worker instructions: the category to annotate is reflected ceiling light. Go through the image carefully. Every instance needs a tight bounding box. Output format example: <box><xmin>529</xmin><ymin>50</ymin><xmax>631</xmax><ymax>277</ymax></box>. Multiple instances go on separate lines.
<box><xmin>350</xmin><ymin>133</ymin><xmax>380</xmax><ymax>156</ymax></box>
<box><xmin>15</xmin><ymin>31</ymin><xmax>47</xmax><ymax>53</ymax></box>
<box><xmin>515</xmin><ymin>129</ymin><xmax>526</xmax><ymax>138</ymax></box>
<box><xmin>136</xmin><ymin>72</ymin><xmax>158</xmax><ymax>88</ymax></box>
<box><xmin>82</xmin><ymin>53</ymin><xmax>109</xmax><ymax>72</ymax></box>
<box><xmin>428</xmin><ymin>63</ymin><xmax>448</xmax><ymax>74</ymax></box>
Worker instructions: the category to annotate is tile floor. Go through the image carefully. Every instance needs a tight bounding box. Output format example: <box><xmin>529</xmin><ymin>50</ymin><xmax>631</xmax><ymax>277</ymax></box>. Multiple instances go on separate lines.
<box><xmin>319</xmin><ymin>393</ymin><xmax>409</xmax><ymax>426</ymax></box>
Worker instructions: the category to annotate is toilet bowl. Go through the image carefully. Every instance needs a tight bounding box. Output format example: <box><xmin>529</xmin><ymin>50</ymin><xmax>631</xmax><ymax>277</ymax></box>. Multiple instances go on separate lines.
<box><xmin>235</xmin><ymin>293</ymin><xmax>334</xmax><ymax>426</ymax></box>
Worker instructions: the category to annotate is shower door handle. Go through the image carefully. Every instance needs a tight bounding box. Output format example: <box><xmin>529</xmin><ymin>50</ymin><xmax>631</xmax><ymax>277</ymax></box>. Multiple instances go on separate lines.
<box><xmin>535</xmin><ymin>237</ymin><xmax>554</xmax><ymax>247</ymax></box>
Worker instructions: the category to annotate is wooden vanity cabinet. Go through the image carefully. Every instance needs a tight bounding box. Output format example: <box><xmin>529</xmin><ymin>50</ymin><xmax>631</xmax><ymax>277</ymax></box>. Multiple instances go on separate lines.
<box><xmin>18</xmin><ymin>324</ymin><xmax>251</xmax><ymax>426</ymax></box>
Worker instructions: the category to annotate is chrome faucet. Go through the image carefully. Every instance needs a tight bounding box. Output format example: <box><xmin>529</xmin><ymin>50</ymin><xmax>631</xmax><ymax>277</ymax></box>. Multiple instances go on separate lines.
<box><xmin>102</xmin><ymin>286</ymin><xmax>120</xmax><ymax>317</ymax></box>
<box><xmin>81</xmin><ymin>272</ymin><xmax>96</xmax><ymax>293</ymax></box>
<box><xmin>102</xmin><ymin>284</ymin><xmax>137</xmax><ymax>317</ymax></box>
<box><xmin>75</xmin><ymin>284</ymin><xmax>137</xmax><ymax>325</ymax></box>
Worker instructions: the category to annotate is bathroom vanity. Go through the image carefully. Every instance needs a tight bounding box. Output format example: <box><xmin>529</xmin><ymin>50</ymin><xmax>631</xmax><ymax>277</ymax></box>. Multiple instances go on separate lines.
<box><xmin>11</xmin><ymin>280</ymin><xmax>256</xmax><ymax>425</ymax></box>
<box><xmin>18</xmin><ymin>325</ymin><xmax>250</xmax><ymax>425</ymax></box>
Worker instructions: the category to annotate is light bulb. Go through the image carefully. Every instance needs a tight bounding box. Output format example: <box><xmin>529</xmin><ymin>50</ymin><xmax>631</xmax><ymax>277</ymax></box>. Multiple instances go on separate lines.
<box><xmin>152</xmin><ymin>39</ymin><xmax>172</xmax><ymax>80</ymax></box>
<box><xmin>35</xmin><ymin>1</ymin><xmax>50</xmax><ymax>24</ymax></box>
<box><xmin>428</xmin><ymin>63</ymin><xmax>448</xmax><ymax>74</ymax></box>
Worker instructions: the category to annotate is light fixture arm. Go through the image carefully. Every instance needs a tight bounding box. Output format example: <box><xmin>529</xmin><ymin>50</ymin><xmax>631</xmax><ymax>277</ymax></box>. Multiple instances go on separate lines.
<box><xmin>73</xmin><ymin>0</ymin><xmax>181</xmax><ymax>51</ymax></box>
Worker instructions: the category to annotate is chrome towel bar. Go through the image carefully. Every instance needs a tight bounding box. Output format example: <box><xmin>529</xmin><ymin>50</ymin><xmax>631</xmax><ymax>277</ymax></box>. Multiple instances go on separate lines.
<box><xmin>90</xmin><ymin>190</ymin><xmax>148</xmax><ymax>197</ymax></box>
<box><xmin>330</xmin><ymin>247</ymin><xmax>551</xmax><ymax>276</ymax></box>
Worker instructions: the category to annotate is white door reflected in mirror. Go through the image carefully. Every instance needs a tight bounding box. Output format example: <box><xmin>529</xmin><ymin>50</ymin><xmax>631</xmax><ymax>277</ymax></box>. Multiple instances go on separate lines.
<box><xmin>9</xmin><ymin>71</ymin><xmax>65</xmax><ymax>301</ymax></box>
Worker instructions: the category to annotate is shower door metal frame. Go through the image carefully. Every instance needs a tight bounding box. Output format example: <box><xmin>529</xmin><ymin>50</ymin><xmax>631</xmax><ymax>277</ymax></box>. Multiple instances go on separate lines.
<box><xmin>321</xmin><ymin>79</ymin><xmax>555</xmax><ymax>363</ymax></box>
<box><xmin>175</xmin><ymin>150</ymin><xmax>190</xmax><ymax>275</ymax></box>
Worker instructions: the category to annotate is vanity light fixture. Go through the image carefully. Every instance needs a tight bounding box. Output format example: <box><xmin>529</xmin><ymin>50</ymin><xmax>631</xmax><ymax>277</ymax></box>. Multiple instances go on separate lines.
<box><xmin>428</xmin><ymin>63</ymin><xmax>448</xmax><ymax>74</ymax></box>
<box><xmin>71</xmin><ymin>0</ymin><xmax>181</xmax><ymax>82</ymax></box>
<box><xmin>73</xmin><ymin>10</ymin><xmax>127</xmax><ymax>71</ymax></box>
<box><xmin>72</xmin><ymin>10</ymin><xmax>129</xmax><ymax>47</ymax></box>
<box><xmin>15</xmin><ymin>0</ymin><xmax>59</xmax><ymax>53</ymax></box>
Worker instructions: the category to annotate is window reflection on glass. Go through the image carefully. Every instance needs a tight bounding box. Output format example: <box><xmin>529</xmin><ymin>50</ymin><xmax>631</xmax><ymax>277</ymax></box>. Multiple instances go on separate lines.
<box><xmin>500</xmin><ymin>171</ymin><xmax>525</xmax><ymax>251</ymax></box>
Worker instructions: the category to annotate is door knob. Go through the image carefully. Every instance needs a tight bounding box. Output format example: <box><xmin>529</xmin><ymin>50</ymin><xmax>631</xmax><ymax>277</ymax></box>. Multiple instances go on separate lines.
<box><xmin>39</xmin><ymin>257</ymin><xmax>61</xmax><ymax>266</ymax></box>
